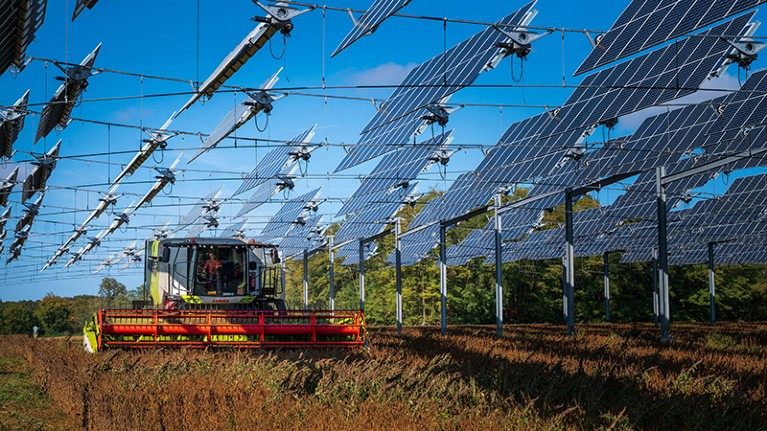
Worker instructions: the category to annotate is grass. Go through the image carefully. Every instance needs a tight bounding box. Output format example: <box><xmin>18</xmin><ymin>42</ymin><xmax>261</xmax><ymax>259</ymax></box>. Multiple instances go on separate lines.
<box><xmin>0</xmin><ymin>343</ymin><xmax>76</xmax><ymax>431</ymax></box>
<box><xmin>2</xmin><ymin>322</ymin><xmax>767</xmax><ymax>430</ymax></box>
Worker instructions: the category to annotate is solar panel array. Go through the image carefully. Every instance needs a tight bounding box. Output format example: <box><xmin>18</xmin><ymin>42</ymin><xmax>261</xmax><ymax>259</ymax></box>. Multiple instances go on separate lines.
<box><xmin>0</xmin><ymin>167</ymin><xmax>18</xmax><ymax>207</ymax></box>
<box><xmin>549</xmin><ymin>14</ymin><xmax>754</xmax><ymax>138</ymax></box>
<box><xmin>0</xmin><ymin>0</ymin><xmax>47</xmax><ymax>77</ymax></box>
<box><xmin>334</xmin><ymin>183</ymin><xmax>417</xmax><ymax>244</ymax></box>
<box><xmin>35</xmin><ymin>43</ymin><xmax>101</xmax><ymax>143</ymax></box>
<box><xmin>576</xmin><ymin>0</ymin><xmax>767</xmax><ymax>75</ymax></box>
<box><xmin>188</xmin><ymin>69</ymin><xmax>281</xmax><ymax>164</ymax></box>
<box><xmin>446</xmin><ymin>208</ymin><xmax>543</xmax><ymax>265</ymax></box>
<box><xmin>277</xmin><ymin>215</ymin><xmax>324</xmax><ymax>257</ymax></box>
<box><xmin>235</xmin><ymin>171</ymin><xmax>296</xmax><ymax>218</ymax></box>
<box><xmin>335</xmin><ymin>1</ymin><xmax>537</xmax><ymax>171</ymax></box>
<box><xmin>21</xmin><ymin>140</ymin><xmax>59</xmax><ymax>202</ymax></box>
<box><xmin>337</xmin><ymin>131</ymin><xmax>452</xmax><ymax>217</ymax></box>
<box><xmin>234</xmin><ymin>125</ymin><xmax>317</xmax><ymax>196</ymax></box>
<box><xmin>332</xmin><ymin>0</ymin><xmax>412</xmax><ymax>58</ymax></box>
<box><xmin>0</xmin><ymin>90</ymin><xmax>29</xmax><ymax>158</ymax></box>
<box><xmin>259</xmin><ymin>187</ymin><xmax>321</xmax><ymax>241</ymax></box>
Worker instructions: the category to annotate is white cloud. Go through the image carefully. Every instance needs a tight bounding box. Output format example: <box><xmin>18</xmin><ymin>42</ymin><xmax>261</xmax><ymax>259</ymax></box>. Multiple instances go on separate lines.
<box><xmin>339</xmin><ymin>62</ymin><xmax>418</xmax><ymax>87</ymax></box>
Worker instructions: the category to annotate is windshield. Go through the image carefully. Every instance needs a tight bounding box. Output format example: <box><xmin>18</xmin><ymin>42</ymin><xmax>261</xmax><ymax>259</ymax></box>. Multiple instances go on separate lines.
<box><xmin>192</xmin><ymin>246</ymin><xmax>247</xmax><ymax>296</ymax></box>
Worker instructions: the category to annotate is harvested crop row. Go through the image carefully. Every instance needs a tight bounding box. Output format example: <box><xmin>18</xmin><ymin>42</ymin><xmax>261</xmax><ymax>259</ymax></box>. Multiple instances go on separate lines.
<box><xmin>5</xmin><ymin>322</ymin><xmax>767</xmax><ymax>430</ymax></box>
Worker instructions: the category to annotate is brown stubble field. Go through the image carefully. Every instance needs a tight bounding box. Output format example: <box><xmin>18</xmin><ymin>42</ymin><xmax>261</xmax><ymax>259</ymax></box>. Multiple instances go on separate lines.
<box><xmin>2</xmin><ymin>322</ymin><xmax>766</xmax><ymax>430</ymax></box>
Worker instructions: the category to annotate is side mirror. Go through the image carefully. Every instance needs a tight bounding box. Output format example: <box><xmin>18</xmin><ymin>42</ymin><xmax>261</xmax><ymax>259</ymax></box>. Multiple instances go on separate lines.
<box><xmin>161</xmin><ymin>247</ymin><xmax>171</xmax><ymax>263</ymax></box>
<box><xmin>248</xmin><ymin>261</ymin><xmax>258</xmax><ymax>271</ymax></box>
<box><xmin>271</xmin><ymin>248</ymin><xmax>281</xmax><ymax>264</ymax></box>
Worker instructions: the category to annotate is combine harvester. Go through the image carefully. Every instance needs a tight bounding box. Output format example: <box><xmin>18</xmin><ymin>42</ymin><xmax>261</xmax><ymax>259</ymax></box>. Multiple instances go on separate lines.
<box><xmin>84</xmin><ymin>238</ymin><xmax>365</xmax><ymax>352</ymax></box>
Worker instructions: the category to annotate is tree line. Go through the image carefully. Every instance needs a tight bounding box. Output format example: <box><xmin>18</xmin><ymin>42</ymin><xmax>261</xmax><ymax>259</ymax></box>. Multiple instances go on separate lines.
<box><xmin>0</xmin><ymin>278</ymin><xmax>140</xmax><ymax>336</ymax></box>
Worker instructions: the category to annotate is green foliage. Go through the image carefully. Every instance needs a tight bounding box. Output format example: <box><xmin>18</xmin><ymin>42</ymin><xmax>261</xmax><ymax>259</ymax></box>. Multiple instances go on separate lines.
<box><xmin>33</xmin><ymin>294</ymin><xmax>72</xmax><ymax>336</ymax></box>
<box><xmin>98</xmin><ymin>277</ymin><xmax>128</xmax><ymax>308</ymax></box>
<box><xmin>0</xmin><ymin>301</ymin><xmax>38</xmax><ymax>335</ymax></box>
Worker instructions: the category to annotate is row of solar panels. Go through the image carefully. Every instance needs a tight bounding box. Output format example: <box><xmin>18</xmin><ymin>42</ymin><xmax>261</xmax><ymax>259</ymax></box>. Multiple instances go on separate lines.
<box><xmin>293</xmin><ymin>1</ymin><xmax>767</xmax><ymax>269</ymax></box>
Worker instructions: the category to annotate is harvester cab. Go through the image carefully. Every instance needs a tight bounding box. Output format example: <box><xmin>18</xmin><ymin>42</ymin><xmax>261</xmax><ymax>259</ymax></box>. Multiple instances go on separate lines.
<box><xmin>148</xmin><ymin>238</ymin><xmax>286</xmax><ymax>311</ymax></box>
<box><xmin>84</xmin><ymin>238</ymin><xmax>366</xmax><ymax>352</ymax></box>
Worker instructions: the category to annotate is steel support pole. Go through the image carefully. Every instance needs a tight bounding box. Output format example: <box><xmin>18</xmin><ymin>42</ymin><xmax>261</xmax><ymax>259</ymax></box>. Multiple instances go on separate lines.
<box><xmin>603</xmin><ymin>251</ymin><xmax>610</xmax><ymax>322</ymax></box>
<box><xmin>561</xmin><ymin>256</ymin><xmax>567</xmax><ymax>322</ymax></box>
<box><xmin>708</xmin><ymin>242</ymin><xmax>716</xmax><ymax>326</ymax></box>
<box><xmin>439</xmin><ymin>223</ymin><xmax>448</xmax><ymax>336</ymax></box>
<box><xmin>656</xmin><ymin>167</ymin><xmax>671</xmax><ymax>341</ymax></box>
<box><xmin>494</xmin><ymin>194</ymin><xmax>504</xmax><ymax>338</ymax></box>
<box><xmin>302</xmin><ymin>250</ymin><xmax>309</xmax><ymax>310</ymax></box>
<box><xmin>358</xmin><ymin>240</ymin><xmax>365</xmax><ymax>313</ymax></box>
<box><xmin>328</xmin><ymin>236</ymin><xmax>335</xmax><ymax>311</ymax></box>
<box><xmin>652</xmin><ymin>251</ymin><xmax>659</xmax><ymax>324</ymax></box>
<box><xmin>564</xmin><ymin>190</ymin><xmax>575</xmax><ymax>336</ymax></box>
<box><xmin>395</xmin><ymin>218</ymin><xmax>403</xmax><ymax>335</ymax></box>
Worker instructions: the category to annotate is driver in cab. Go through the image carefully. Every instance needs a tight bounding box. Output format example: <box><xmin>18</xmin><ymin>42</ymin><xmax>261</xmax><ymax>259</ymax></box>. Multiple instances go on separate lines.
<box><xmin>203</xmin><ymin>251</ymin><xmax>222</xmax><ymax>290</ymax></box>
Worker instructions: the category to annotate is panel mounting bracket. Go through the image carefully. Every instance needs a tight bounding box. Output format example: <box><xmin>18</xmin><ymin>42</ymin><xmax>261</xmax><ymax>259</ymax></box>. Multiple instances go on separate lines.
<box><xmin>253</xmin><ymin>2</ymin><xmax>314</xmax><ymax>35</ymax></box>
<box><xmin>715</xmin><ymin>20</ymin><xmax>764</xmax><ymax>74</ymax></box>
<box><xmin>582</xmin><ymin>31</ymin><xmax>604</xmax><ymax>49</ymax></box>
<box><xmin>493</xmin><ymin>25</ymin><xmax>552</xmax><ymax>59</ymax></box>
<box><xmin>243</xmin><ymin>90</ymin><xmax>277</xmax><ymax>114</ymax></box>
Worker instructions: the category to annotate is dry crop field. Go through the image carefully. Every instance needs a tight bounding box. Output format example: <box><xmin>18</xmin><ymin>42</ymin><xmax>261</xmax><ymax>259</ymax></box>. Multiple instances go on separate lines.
<box><xmin>1</xmin><ymin>323</ymin><xmax>766</xmax><ymax>430</ymax></box>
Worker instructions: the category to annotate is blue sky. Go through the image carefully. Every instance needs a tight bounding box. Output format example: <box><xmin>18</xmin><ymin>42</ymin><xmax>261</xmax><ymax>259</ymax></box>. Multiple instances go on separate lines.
<box><xmin>1</xmin><ymin>0</ymin><xmax>765</xmax><ymax>300</ymax></box>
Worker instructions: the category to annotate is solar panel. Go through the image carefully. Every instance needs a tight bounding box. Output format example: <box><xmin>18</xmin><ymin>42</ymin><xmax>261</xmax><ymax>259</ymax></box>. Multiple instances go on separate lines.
<box><xmin>0</xmin><ymin>90</ymin><xmax>29</xmax><ymax>158</ymax></box>
<box><xmin>361</xmin><ymin>2</ymin><xmax>536</xmax><ymax>135</ymax></box>
<box><xmin>0</xmin><ymin>0</ymin><xmax>47</xmax><ymax>77</ymax></box>
<box><xmin>391</xmin><ymin>224</ymin><xmax>440</xmax><ymax>266</ymax></box>
<box><xmin>9</xmin><ymin>224</ymin><xmax>30</xmax><ymax>251</ymax></box>
<box><xmin>704</xmin><ymin>69</ymin><xmax>767</xmax><ymax>154</ymax></box>
<box><xmin>235</xmin><ymin>171</ymin><xmax>296</xmax><ymax>218</ymax></box>
<box><xmin>120</xmin><ymin>249</ymin><xmax>143</xmax><ymax>271</ymax></box>
<box><xmin>112</xmin><ymin>113</ymin><xmax>175</xmax><ymax>185</ymax></box>
<box><xmin>75</xmin><ymin>183</ymin><xmax>119</xmax><ymax>232</ymax></box>
<box><xmin>22</xmin><ymin>140</ymin><xmax>59</xmax><ymax>202</ymax></box>
<box><xmin>0</xmin><ymin>206</ymin><xmax>10</xmax><ymax>230</ymax></box>
<box><xmin>337</xmin><ymin>131</ymin><xmax>452</xmax><ymax>217</ymax></box>
<box><xmin>335</xmin><ymin>109</ymin><xmax>433</xmax><ymax>172</ymax></box>
<box><xmin>408</xmin><ymin>172</ymin><xmax>496</xmax><ymax>229</ymax></box>
<box><xmin>277</xmin><ymin>215</ymin><xmax>323</xmax><ymax>256</ymax></box>
<box><xmin>446</xmin><ymin>227</ymin><xmax>494</xmax><ymax>266</ymax></box>
<box><xmin>334</xmin><ymin>183</ymin><xmax>416</xmax><ymax>244</ymax></box>
<box><xmin>575</xmin><ymin>0</ymin><xmax>766</xmax><ymax>75</ymax></box>
<box><xmin>475</xmin><ymin>125</ymin><xmax>589</xmax><ymax>187</ymax></box>
<box><xmin>0</xmin><ymin>166</ymin><xmax>18</xmax><ymax>206</ymax></box>
<box><xmin>186</xmin><ymin>214</ymin><xmax>219</xmax><ymax>237</ymax></box>
<box><xmin>176</xmin><ymin>4</ymin><xmax>309</xmax><ymax>115</ymax></box>
<box><xmin>15</xmin><ymin>192</ymin><xmax>42</xmax><ymax>232</ymax></box>
<box><xmin>259</xmin><ymin>187</ymin><xmax>321</xmax><ymax>241</ymax></box>
<box><xmin>498</xmin><ymin>228</ymin><xmax>561</xmax><ymax>263</ymax></box>
<box><xmin>72</xmin><ymin>0</ymin><xmax>98</xmax><ymax>21</ymax></box>
<box><xmin>134</xmin><ymin>155</ymin><xmax>181</xmax><ymax>210</ymax></box>
<box><xmin>447</xmin><ymin>207</ymin><xmax>544</xmax><ymax>265</ymax></box>
<box><xmin>332</xmin><ymin>0</ymin><xmax>412</xmax><ymax>57</ymax></box>
<box><xmin>579</xmin><ymin>96</ymin><xmax>725</xmax><ymax>182</ymax></box>
<box><xmin>233</xmin><ymin>125</ymin><xmax>317</xmax><ymax>196</ymax></box>
<box><xmin>335</xmin><ymin>242</ymin><xmax>378</xmax><ymax>266</ymax></box>
<box><xmin>178</xmin><ymin>187</ymin><xmax>223</xmax><ymax>229</ymax></box>
<box><xmin>219</xmin><ymin>220</ymin><xmax>248</xmax><ymax>239</ymax></box>
<box><xmin>35</xmin><ymin>43</ymin><xmax>101</xmax><ymax>143</ymax></box>
<box><xmin>110</xmin><ymin>241</ymin><xmax>137</xmax><ymax>266</ymax></box>
<box><xmin>188</xmin><ymin>69</ymin><xmax>282</xmax><ymax>164</ymax></box>
<box><xmin>547</xmin><ymin>14</ymin><xmax>754</xmax><ymax>138</ymax></box>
